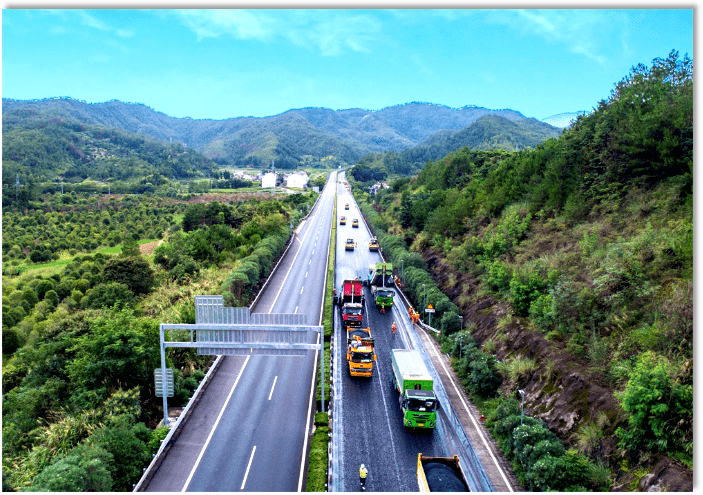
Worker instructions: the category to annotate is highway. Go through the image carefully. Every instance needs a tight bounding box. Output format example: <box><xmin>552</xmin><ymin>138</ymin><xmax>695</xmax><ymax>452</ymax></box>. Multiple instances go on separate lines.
<box><xmin>332</xmin><ymin>176</ymin><xmax>471</xmax><ymax>492</ymax></box>
<box><xmin>143</xmin><ymin>172</ymin><xmax>337</xmax><ymax>492</ymax></box>
<box><xmin>142</xmin><ymin>170</ymin><xmax>493</xmax><ymax>492</ymax></box>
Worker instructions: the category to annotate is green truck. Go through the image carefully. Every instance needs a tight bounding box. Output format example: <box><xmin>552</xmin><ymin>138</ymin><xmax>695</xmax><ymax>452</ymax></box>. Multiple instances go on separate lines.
<box><xmin>368</xmin><ymin>262</ymin><xmax>395</xmax><ymax>309</ymax></box>
<box><xmin>390</xmin><ymin>349</ymin><xmax>439</xmax><ymax>428</ymax></box>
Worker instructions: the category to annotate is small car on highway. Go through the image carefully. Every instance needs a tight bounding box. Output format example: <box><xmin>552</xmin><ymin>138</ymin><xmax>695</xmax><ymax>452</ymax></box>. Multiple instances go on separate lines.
<box><xmin>345</xmin><ymin>238</ymin><xmax>355</xmax><ymax>251</ymax></box>
<box><xmin>340</xmin><ymin>216</ymin><xmax>346</xmax><ymax>225</ymax></box>
<box><xmin>345</xmin><ymin>203</ymin><xmax>350</xmax><ymax>210</ymax></box>
<box><xmin>352</xmin><ymin>218</ymin><xmax>359</xmax><ymax>228</ymax></box>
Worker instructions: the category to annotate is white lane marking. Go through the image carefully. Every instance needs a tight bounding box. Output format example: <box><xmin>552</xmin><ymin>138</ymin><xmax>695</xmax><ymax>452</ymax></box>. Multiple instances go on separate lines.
<box><xmin>309</xmin><ymin>260</ymin><xmax>312</xmax><ymax>265</ymax></box>
<box><xmin>425</xmin><ymin>337</ymin><xmax>514</xmax><ymax>491</ymax></box>
<box><xmin>373</xmin><ymin>360</ymin><xmax>403</xmax><ymax>488</ymax></box>
<box><xmin>268</xmin><ymin>217</ymin><xmax>314</xmax><ymax>313</ymax></box>
<box><xmin>241</xmin><ymin>446</ymin><xmax>256</xmax><ymax>490</ymax></box>
<box><xmin>295</xmin><ymin>306</ymin><xmax>298</xmax><ymax>314</ymax></box>
<box><xmin>268</xmin><ymin>376</ymin><xmax>278</xmax><ymax>401</ymax></box>
<box><xmin>305</xmin><ymin>271</ymin><xmax>308</xmax><ymax>278</ymax></box>
<box><xmin>300</xmin><ymin>286</ymin><xmax>304</xmax><ymax>295</ymax></box>
<box><xmin>182</xmin><ymin>355</ymin><xmax>251</xmax><ymax>492</ymax></box>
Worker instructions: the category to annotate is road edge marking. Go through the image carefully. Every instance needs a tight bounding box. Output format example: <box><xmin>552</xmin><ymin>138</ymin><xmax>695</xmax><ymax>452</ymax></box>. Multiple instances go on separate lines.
<box><xmin>424</xmin><ymin>337</ymin><xmax>514</xmax><ymax>492</ymax></box>
<box><xmin>181</xmin><ymin>354</ymin><xmax>251</xmax><ymax>492</ymax></box>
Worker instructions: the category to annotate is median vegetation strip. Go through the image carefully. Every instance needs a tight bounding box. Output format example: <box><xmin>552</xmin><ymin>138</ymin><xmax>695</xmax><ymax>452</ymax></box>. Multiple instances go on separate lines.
<box><xmin>306</xmin><ymin>185</ymin><xmax>335</xmax><ymax>492</ymax></box>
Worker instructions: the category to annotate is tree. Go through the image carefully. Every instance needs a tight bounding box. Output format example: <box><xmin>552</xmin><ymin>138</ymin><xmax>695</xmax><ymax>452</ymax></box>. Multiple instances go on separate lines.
<box><xmin>82</xmin><ymin>282</ymin><xmax>134</xmax><ymax>309</ymax></box>
<box><xmin>102</xmin><ymin>257</ymin><xmax>155</xmax><ymax>296</ymax></box>
<box><xmin>88</xmin><ymin>416</ymin><xmax>151</xmax><ymax>491</ymax></box>
<box><xmin>34</xmin><ymin>279</ymin><xmax>55</xmax><ymax>301</ymax></box>
<box><xmin>67</xmin><ymin>308</ymin><xmax>160</xmax><ymax>407</ymax></box>
<box><xmin>27</xmin><ymin>443</ymin><xmax>114</xmax><ymax>492</ymax></box>
<box><xmin>120</xmin><ymin>237</ymin><xmax>141</xmax><ymax>258</ymax></box>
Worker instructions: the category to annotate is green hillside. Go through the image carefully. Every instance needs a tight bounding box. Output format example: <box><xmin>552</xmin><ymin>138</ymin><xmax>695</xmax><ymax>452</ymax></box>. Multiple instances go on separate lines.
<box><xmin>349</xmin><ymin>114</ymin><xmax>562</xmax><ymax>178</ymax></box>
<box><xmin>350</xmin><ymin>51</ymin><xmax>692</xmax><ymax>490</ymax></box>
<box><xmin>2</xmin><ymin>99</ymin><xmax>559</xmax><ymax>171</ymax></box>
<box><xmin>2</xmin><ymin>109</ymin><xmax>218</xmax><ymax>202</ymax></box>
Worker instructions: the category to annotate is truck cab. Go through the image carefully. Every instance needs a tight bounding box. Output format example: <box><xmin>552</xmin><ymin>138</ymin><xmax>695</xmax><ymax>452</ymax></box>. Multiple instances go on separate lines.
<box><xmin>352</xmin><ymin>218</ymin><xmax>359</xmax><ymax>228</ymax></box>
<box><xmin>340</xmin><ymin>216</ymin><xmax>346</xmax><ymax>225</ymax></box>
<box><xmin>341</xmin><ymin>302</ymin><xmax>363</xmax><ymax>327</ymax></box>
<box><xmin>345</xmin><ymin>203</ymin><xmax>350</xmax><ymax>210</ymax></box>
<box><xmin>391</xmin><ymin>349</ymin><xmax>439</xmax><ymax>428</ymax></box>
<box><xmin>372</xmin><ymin>286</ymin><xmax>396</xmax><ymax>309</ymax></box>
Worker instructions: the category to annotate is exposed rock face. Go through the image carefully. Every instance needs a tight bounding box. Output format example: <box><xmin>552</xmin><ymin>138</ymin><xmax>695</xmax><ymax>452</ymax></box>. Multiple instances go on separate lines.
<box><xmin>419</xmin><ymin>247</ymin><xmax>693</xmax><ymax>490</ymax></box>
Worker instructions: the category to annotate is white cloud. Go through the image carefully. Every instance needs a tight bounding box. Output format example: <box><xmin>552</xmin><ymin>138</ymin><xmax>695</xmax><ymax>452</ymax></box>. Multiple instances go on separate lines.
<box><xmin>76</xmin><ymin>10</ymin><xmax>112</xmax><ymax>31</ymax></box>
<box><xmin>172</xmin><ymin>9</ymin><xmax>272</xmax><ymax>42</ymax></box>
<box><xmin>488</xmin><ymin>9</ymin><xmax>619</xmax><ymax>65</ymax></box>
<box><xmin>170</xmin><ymin>9</ymin><xmax>383</xmax><ymax>56</ymax></box>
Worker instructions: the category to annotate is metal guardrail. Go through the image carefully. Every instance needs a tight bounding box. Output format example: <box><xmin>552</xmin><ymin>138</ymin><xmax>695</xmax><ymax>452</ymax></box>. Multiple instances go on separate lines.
<box><xmin>135</xmin><ymin>176</ymin><xmax>333</xmax><ymax>492</ymax></box>
<box><xmin>133</xmin><ymin>354</ymin><xmax>224</xmax><ymax>492</ymax></box>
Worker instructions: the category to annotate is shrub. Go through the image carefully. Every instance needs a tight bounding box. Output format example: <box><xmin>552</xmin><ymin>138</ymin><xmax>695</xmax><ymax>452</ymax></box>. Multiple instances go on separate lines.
<box><xmin>615</xmin><ymin>351</ymin><xmax>693</xmax><ymax>452</ymax></box>
<box><xmin>88</xmin><ymin>416</ymin><xmax>151</xmax><ymax>491</ymax></box>
<box><xmin>465</xmin><ymin>354</ymin><xmax>502</xmax><ymax>398</ymax></box>
<box><xmin>27</xmin><ymin>443</ymin><xmax>114</xmax><ymax>492</ymax></box>
<box><xmin>483</xmin><ymin>259</ymin><xmax>513</xmax><ymax>292</ymax></box>
<box><xmin>510</xmin><ymin>268</ymin><xmax>546</xmax><ymax>316</ymax></box>
<box><xmin>510</xmin><ymin>422</ymin><xmax>565</xmax><ymax>470</ymax></box>
<box><xmin>82</xmin><ymin>283</ymin><xmax>134</xmax><ymax>310</ymax></box>
<box><xmin>168</xmin><ymin>256</ymin><xmax>200</xmax><ymax>283</ymax></box>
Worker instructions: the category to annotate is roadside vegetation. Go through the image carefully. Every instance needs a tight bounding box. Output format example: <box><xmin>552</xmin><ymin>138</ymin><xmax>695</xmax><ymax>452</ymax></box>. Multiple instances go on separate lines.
<box><xmin>2</xmin><ymin>181</ymin><xmax>320</xmax><ymax>491</ymax></box>
<box><xmin>348</xmin><ymin>51</ymin><xmax>692</xmax><ymax>490</ymax></box>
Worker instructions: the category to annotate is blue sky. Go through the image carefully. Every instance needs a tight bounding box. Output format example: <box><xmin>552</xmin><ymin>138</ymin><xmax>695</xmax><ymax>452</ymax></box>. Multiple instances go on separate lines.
<box><xmin>2</xmin><ymin>8</ymin><xmax>693</xmax><ymax>121</ymax></box>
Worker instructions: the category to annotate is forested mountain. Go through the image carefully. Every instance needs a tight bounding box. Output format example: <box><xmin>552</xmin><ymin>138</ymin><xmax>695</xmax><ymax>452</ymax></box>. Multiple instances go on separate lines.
<box><xmin>2</xmin><ymin>98</ymin><xmax>559</xmax><ymax>170</ymax></box>
<box><xmin>350</xmin><ymin>114</ymin><xmax>562</xmax><ymax>177</ymax></box>
<box><xmin>2</xmin><ymin>109</ymin><xmax>217</xmax><ymax>191</ymax></box>
<box><xmin>349</xmin><ymin>51</ymin><xmax>692</xmax><ymax>491</ymax></box>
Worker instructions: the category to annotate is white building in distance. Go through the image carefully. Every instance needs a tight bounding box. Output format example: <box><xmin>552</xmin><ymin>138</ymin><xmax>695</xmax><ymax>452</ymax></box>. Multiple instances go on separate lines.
<box><xmin>261</xmin><ymin>172</ymin><xmax>277</xmax><ymax>189</ymax></box>
<box><xmin>285</xmin><ymin>172</ymin><xmax>309</xmax><ymax>189</ymax></box>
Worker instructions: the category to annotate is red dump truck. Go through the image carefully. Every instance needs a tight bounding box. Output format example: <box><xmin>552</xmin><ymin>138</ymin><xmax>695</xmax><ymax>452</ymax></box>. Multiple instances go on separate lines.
<box><xmin>336</xmin><ymin>279</ymin><xmax>364</xmax><ymax>327</ymax></box>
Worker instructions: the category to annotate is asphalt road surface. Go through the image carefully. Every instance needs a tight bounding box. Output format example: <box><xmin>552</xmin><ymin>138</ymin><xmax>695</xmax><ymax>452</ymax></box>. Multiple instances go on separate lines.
<box><xmin>144</xmin><ymin>172</ymin><xmax>337</xmax><ymax>492</ymax></box>
<box><xmin>333</xmin><ymin>177</ymin><xmax>465</xmax><ymax>492</ymax></box>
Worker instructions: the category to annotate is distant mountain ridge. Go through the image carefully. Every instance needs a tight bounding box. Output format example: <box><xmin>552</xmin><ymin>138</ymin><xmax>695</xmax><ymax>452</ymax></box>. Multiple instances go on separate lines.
<box><xmin>541</xmin><ymin>112</ymin><xmax>588</xmax><ymax>128</ymax></box>
<box><xmin>2</xmin><ymin>97</ymin><xmax>561</xmax><ymax>169</ymax></box>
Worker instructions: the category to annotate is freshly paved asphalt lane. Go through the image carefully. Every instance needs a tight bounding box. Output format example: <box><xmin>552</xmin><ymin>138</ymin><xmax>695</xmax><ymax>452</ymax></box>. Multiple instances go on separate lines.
<box><xmin>144</xmin><ymin>172</ymin><xmax>337</xmax><ymax>492</ymax></box>
<box><xmin>334</xmin><ymin>178</ymin><xmax>454</xmax><ymax>492</ymax></box>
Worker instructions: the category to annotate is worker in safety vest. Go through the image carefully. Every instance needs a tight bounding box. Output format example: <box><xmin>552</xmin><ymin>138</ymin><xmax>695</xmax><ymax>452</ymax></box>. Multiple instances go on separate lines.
<box><xmin>359</xmin><ymin>463</ymin><xmax>368</xmax><ymax>490</ymax></box>
<box><xmin>391</xmin><ymin>321</ymin><xmax>396</xmax><ymax>335</ymax></box>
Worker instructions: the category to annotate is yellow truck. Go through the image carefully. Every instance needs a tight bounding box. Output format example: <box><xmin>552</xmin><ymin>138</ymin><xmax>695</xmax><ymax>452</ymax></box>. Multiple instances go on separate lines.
<box><xmin>417</xmin><ymin>454</ymin><xmax>470</xmax><ymax>492</ymax></box>
<box><xmin>352</xmin><ymin>218</ymin><xmax>359</xmax><ymax>228</ymax></box>
<box><xmin>368</xmin><ymin>237</ymin><xmax>380</xmax><ymax>251</ymax></box>
<box><xmin>347</xmin><ymin>326</ymin><xmax>376</xmax><ymax>377</ymax></box>
<box><xmin>340</xmin><ymin>216</ymin><xmax>346</xmax><ymax>225</ymax></box>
